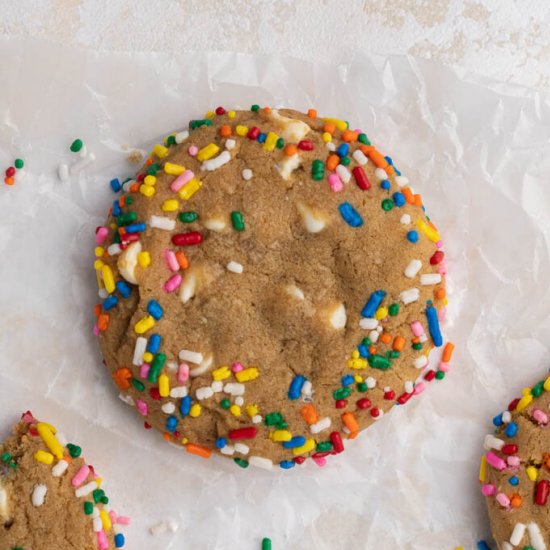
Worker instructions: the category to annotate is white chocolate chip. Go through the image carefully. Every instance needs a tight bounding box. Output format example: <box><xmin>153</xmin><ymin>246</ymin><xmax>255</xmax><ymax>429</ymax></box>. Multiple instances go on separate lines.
<box><xmin>203</xmin><ymin>217</ymin><xmax>227</xmax><ymax>232</ymax></box>
<box><xmin>404</xmin><ymin>259</ymin><xmax>422</xmax><ymax>278</ymax></box>
<box><xmin>269</xmin><ymin>110</ymin><xmax>311</xmax><ymax>142</ymax></box>
<box><xmin>400</xmin><ymin>214</ymin><xmax>411</xmax><ymax>225</ymax></box>
<box><xmin>226</xmin><ymin>261</ymin><xmax>243</xmax><ymax>274</ymax></box>
<box><xmin>276</xmin><ymin>154</ymin><xmax>301</xmax><ymax>180</ymax></box>
<box><xmin>0</xmin><ymin>487</ymin><xmax>8</xmax><ymax>519</ymax></box>
<box><xmin>400</xmin><ymin>288</ymin><xmax>420</xmax><ymax>305</ymax></box>
<box><xmin>189</xmin><ymin>353</ymin><xmax>213</xmax><ymax>378</ymax></box>
<box><xmin>286</xmin><ymin>285</ymin><xmax>305</xmax><ymax>300</ymax></box>
<box><xmin>117</xmin><ymin>241</ymin><xmax>142</xmax><ymax>284</ymax></box>
<box><xmin>242</xmin><ymin>168</ymin><xmax>253</xmax><ymax>180</ymax></box>
<box><xmin>179</xmin><ymin>270</ymin><xmax>196</xmax><ymax>304</ymax></box>
<box><xmin>420</xmin><ymin>273</ymin><xmax>442</xmax><ymax>285</ymax></box>
<box><xmin>323</xmin><ymin>303</ymin><xmax>347</xmax><ymax>330</ymax></box>
<box><xmin>297</xmin><ymin>202</ymin><xmax>327</xmax><ymax>233</ymax></box>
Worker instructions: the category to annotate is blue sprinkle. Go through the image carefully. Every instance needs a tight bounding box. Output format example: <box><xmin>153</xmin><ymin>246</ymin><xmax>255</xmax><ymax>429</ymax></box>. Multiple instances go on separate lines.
<box><xmin>338</xmin><ymin>202</ymin><xmax>363</xmax><ymax>228</ymax></box>
<box><xmin>380</xmin><ymin>179</ymin><xmax>391</xmax><ymax>190</ymax></box>
<box><xmin>283</xmin><ymin>436</ymin><xmax>306</xmax><ymax>449</ymax></box>
<box><xmin>361</xmin><ymin>290</ymin><xmax>387</xmax><ymax>318</ymax></box>
<box><xmin>384</xmin><ymin>155</ymin><xmax>393</xmax><ymax>166</ymax></box>
<box><xmin>493</xmin><ymin>413</ymin><xmax>504</xmax><ymax>427</ymax></box>
<box><xmin>505</xmin><ymin>422</ymin><xmax>518</xmax><ymax>438</ymax></box>
<box><xmin>147</xmin><ymin>334</ymin><xmax>161</xmax><ymax>354</ymax></box>
<box><xmin>147</xmin><ymin>299</ymin><xmax>164</xmax><ymax>320</ymax></box>
<box><xmin>425</xmin><ymin>305</ymin><xmax>443</xmax><ymax>347</ymax></box>
<box><xmin>336</xmin><ymin>143</ymin><xmax>349</xmax><ymax>157</ymax></box>
<box><xmin>102</xmin><ymin>295</ymin><xmax>119</xmax><ymax>311</ymax></box>
<box><xmin>166</xmin><ymin>415</ymin><xmax>178</xmax><ymax>432</ymax></box>
<box><xmin>508</xmin><ymin>476</ymin><xmax>519</xmax><ymax>486</ymax></box>
<box><xmin>395</xmin><ymin>167</ymin><xmax>402</xmax><ymax>176</ymax></box>
<box><xmin>179</xmin><ymin>396</ymin><xmax>191</xmax><ymax>417</ymax></box>
<box><xmin>341</xmin><ymin>374</ymin><xmax>354</xmax><ymax>387</ymax></box>
<box><xmin>112</xmin><ymin>200</ymin><xmax>121</xmax><ymax>217</ymax></box>
<box><xmin>114</xmin><ymin>533</ymin><xmax>125</xmax><ymax>548</ymax></box>
<box><xmin>257</xmin><ymin>132</ymin><xmax>267</xmax><ymax>143</ymax></box>
<box><xmin>288</xmin><ymin>375</ymin><xmax>306</xmax><ymax>400</ymax></box>
<box><xmin>215</xmin><ymin>437</ymin><xmax>227</xmax><ymax>449</ymax></box>
<box><xmin>476</xmin><ymin>541</ymin><xmax>492</xmax><ymax>550</ymax></box>
<box><xmin>358</xmin><ymin>344</ymin><xmax>370</xmax><ymax>358</ymax></box>
<box><xmin>110</xmin><ymin>178</ymin><xmax>122</xmax><ymax>193</ymax></box>
<box><xmin>115</xmin><ymin>280</ymin><xmax>131</xmax><ymax>298</ymax></box>
<box><xmin>407</xmin><ymin>230</ymin><xmax>419</xmax><ymax>243</ymax></box>
<box><xmin>393</xmin><ymin>192</ymin><xmax>405</xmax><ymax>207</ymax></box>
<box><xmin>279</xmin><ymin>460</ymin><xmax>296</xmax><ymax>469</ymax></box>
<box><xmin>124</xmin><ymin>223</ymin><xmax>146</xmax><ymax>234</ymax></box>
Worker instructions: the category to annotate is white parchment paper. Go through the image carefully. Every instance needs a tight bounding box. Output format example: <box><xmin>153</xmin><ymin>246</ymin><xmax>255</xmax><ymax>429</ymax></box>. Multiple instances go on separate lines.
<box><xmin>2</xmin><ymin>37</ymin><xmax>550</xmax><ymax>549</ymax></box>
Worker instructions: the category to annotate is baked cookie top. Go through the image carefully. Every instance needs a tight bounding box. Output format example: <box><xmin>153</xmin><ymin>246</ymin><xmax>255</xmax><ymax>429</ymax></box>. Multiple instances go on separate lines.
<box><xmin>0</xmin><ymin>412</ymin><xmax>128</xmax><ymax>550</ymax></box>
<box><xmin>94</xmin><ymin>105</ymin><xmax>450</xmax><ymax>470</ymax></box>
<box><xmin>480</xmin><ymin>377</ymin><xmax>550</xmax><ymax>550</ymax></box>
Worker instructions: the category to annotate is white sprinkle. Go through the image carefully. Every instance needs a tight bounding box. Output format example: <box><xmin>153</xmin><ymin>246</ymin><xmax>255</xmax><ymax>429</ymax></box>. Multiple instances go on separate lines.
<box><xmin>225</xmin><ymin>139</ymin><xmax>236</xmax><ymax>150</ymax></box>
<box><xmin>133</xmin><ymin>337</ymin><xmax>147</xmax><ymax>366</ymax></box>
<box><xmin>203</xmin><ymin>218</ymin><xmax>227</xmax><ymax>232</ymax></box>
<box><xmin>404</xmin><ymin>259</ymin><xmax>422</xmax><ymax>278</ymax></box>
<box><xmin>383</xmin><ymin>386</ymin><xmax>391</xmax><ymax>393</ymax></box>
<box><xmin>301</xmin><ymin>380</ymin><xmax>313</xmax><ymax>399</ymax></box>
<box><xmin>374</xmin><ymin>167</ymin><xmax>387</xmax><ymax>180</ymax></box>
<box><xmin>235</xmin><ymin>396</ymin><xmax>244</xmax><ymax>406</ymax></box>
<box><xmin>366</xmin><ymin>376</ymin><xmax>377</xmax><ymax>389</ymax></box>
<box><xmin>376</xmin><ymin>325</ymin><xmax>383</xmax><ymax>333</ymax></box>
<box><xmin>119</xmin><ymin>393</ymin><xmax>135</xmax><ymax>406</ymax></box>
<box><xmin>75</xmin><ymin>480</ymin><xmax>98</xmax><ymax>498</ymax></box>
<box><xmin>399</xmin><ymin>288</ymin><xmax>420</xmax><ymax>305</ymax></box>
<box><xmin>55</xmin><ymin>432</ymin><xmax>68</xmax><ymax>447</ymax></box>
<box><xmin>352</xmin><ymin>149</ymin><xmax>368</xmax><ymax>166</ymax></box>
<box><xmin>223</xmin><ymin>382</ymin><xmax>245</xmax><ymax>396</ymax></box>
<box><xmin>178</xmin><ymin>350</ymin><xmax>203</xmax><ymax>364</ymax></box>
<box><xmin>170</xmin><ymin>386</ymin><xmax>188</xmax><ymax>398</ymax></box>
<box><xmin>420</xmin><ymin>273</ymin><xmax>442</xmax><ymax>285</ymax></box>
<box><xmin>252</xmin><ymin>414</ymin><xmax>262</xmax><ymax>424</ymax></box>
<box><xmin>502</xmin><ymin>411</ymin><xmax>512</xmax><ymax>423</ymax></box>
<box><xmin>484</xmin><ymin>434</ymin><xmax>505</xmax><ymax>451</ymax></box>
<box><xmin>286</xmin><ymin>285</ymin><xmax>305</xmax><ymax>300</ymax></box>
<box><xmin>70</xmin><ymin>152</ymin><xmax>96</xmax><ymax>175</ymax></box>
<box><xmin>249</xmin><ymin>456</ymin><xmax>273</xmax><ymax>470</ymax></box>
<box><xmin>510</xmin><ymin>523</ymin><xmax>526</xmax><ymax>545</ymax></box>
<box><xmin>93</xmin><ymin>516</ymin><xmax>103</xmax><ymax>532</ymax></box>
<box><xmin>227</xmin><ymin>261</ymin><xmax>243</xmax><ymax>274</ymax></box>
<box><xmin>149</xmin><ymin>215</ymin><xmax>176</xmax><ymax>231</ymax></box>
<box><xmin>336</xmin><ymin>164</ymin><xmax>351</xmax><ymax>184</ymax></box>
<box><xmin>220</xmin><ymin>445</ymin><xmax>235</xmax><ymax>455</ymax></box>
<box><xmin>326</xmin><ymin>142</ymin><xmax>336</xmax><ymax>151</ymax></box>
<box><xmin>359</xmin><ymin>318</ymin><xmax>378</xmax><ymax>330</ymax></box>
<box><xmin>32</xmin><ymin>484</ymin><xmax>47</xmax><ymax>507</ymax></box>
<box><xmin>242</xmin><ymin>168</ymin><xmax>253</xmax><ymax>180</ymax></box>
<box><xmin>404</xmin><ymin>381</ymin><xmax>414</xmax><ymax>394</ymax></box>
<box><xmin>107</xmin><ymin>243</ymin><xmax>122</xmax><ymax>256</ymax></box>
<box><xmin>395</xmin><ymin>175</ymin><xmax>409</xmax><ymax>188</ymax></box>
<box><xmin>368</xmin><ymin>330</ymin><xmax>379</xmax><ymax>343</ymax></box>
<box><xmin>58</xmin><ymin>163</ymin><xmax>69</xmax><ymax>181</ymax></box>
<box><xmin>175</xmin><ymin>130</ymin><xmax>189</xmax><ymax>144</ymax></box>
<box><xmin>400</xmin><ymin>214</ymin><xmax>411</xmax><ymax>225</ymax></box>
<box><xmin>211</xmin><ymin>380</ymin><xmax>223</xmax><ymax>392</ymax></box>
<box><xmin>195</xmin><ymin>386</ymin><xmax>214</xmax><ymax>400</ymax></box>
<box><xmin>92</xmin><ymin>506</ymin><xmax>100</xmax><ymax>518</ymax></box>
<box><xmin>234</xmin><ymin>443</ymin><xmax>249</xmax><ymax>455</ymax></box>
<box><xmin>329</xmin><ymin>303</ymin><xmax>347</xmax><ymax>329</ymax></box>
<box><xmin>122</xmin><ymin>180</ymin><xmax>135</xmax><ymax>192</ymax></box>
<box><xmin>310</xmin><ymin>417</ymin><xmax>331</xmax><ymax>434</ymax></box>
<box><xmin>161</xmin><ymin>402</ymin><xmax>176</xmax><ymax>414</ymax></box>
<box><xmin>202</xmin><ymin>150</ymin><xmax>231</xmax><ymax>171</ymax></box>
<box><xmin>414</xmin><ymin>355</ymin><xmax>428</xmax><ymax>369</ymax></box>
<box><xmin>166</xmin><ymin>361</ymin><xmax>178</xmax><ymax>372</ymax></box>
<box><xmin>527</xmin><ymin>522</ymin><xmax>545</xmax><ymax>550</ymax></box>
<box><xmin>0</xmin><ymin>488</ymin><xmax>8</xmax><ymax>517</ymax></box>
<box><xmin>98</xmin><ymin>288</ymin><xmax>109</xmax><ymax>299</ymax></box>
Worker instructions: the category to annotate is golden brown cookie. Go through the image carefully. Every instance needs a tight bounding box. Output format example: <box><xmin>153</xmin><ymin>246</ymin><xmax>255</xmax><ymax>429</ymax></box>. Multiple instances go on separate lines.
<box><xmin>480</xmin><ymin>378</ymin><xmax>550</xmax><ymax>549</ymax></box>
<box><xmin>94</xmin><ymin>105</ymin><xmax>450</xmax><ymax>470</ymax></box>
<box><xmin>0</xmin><ymin>412</ymin><xmax>128</xmax><ymax>550</ymax></box>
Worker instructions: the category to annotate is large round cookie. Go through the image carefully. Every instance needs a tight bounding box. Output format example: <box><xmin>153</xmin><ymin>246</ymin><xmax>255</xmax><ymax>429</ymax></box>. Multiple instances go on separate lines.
<box><xmin>480</xmin><ymin>378</ymin><xmax>550</xmax><ymax>550</ymax></box>
<box><xmin>0</xmin><ymin>412</ymin><xmax>128</xmax><ymax>549</ymax></box>
<box><xmin>94</xmin><ymin>106</ymin><xmax>449</xmax><ymax>469</ymax></box>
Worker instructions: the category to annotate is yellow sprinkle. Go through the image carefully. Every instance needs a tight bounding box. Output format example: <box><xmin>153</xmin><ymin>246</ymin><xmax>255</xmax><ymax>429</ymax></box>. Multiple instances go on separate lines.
<box><xmin>153</xmin><ymin>144</ymin><xmax>169</xmax><ymax>159</ymax></box>
<box><xmin>263</xmin><ymin>132</ymin><xmax>279</xmax><ymax>152</ymax></box>
<box><xmin>178</xmin><ymin>178</ymin><xmax>202</xmax><ymax>200</ymax></box>
<box><xmin>516</xmin><ymin>393</ymin><xmax>534</xmax><ymax>412</ymax></box>
<box><xmin>544</xmin><ymin>375</ymin><xmax>550</xmax><ymax>391</ymax></box>
<box><xmin>443</xmin><ymin>297</ymin><xmax>449</xmax><ymax>306</ymax></box>
<box><xmin>246</xmin><ymin>404</ymin><xmax>259</xmax><ymax>417</ymax></box>
<box><xmin>526</xmin><ymin>465</ymin><xmax>539</xmax><ymax>481</ymax></box>
<box><xmin>37</xmin><ymin>423</ymin><xmax>64</xmax><ymax>460</ymax></box>
<box><xmin>140</xmin><ymin>184</ymin><xmax>155</xmax><ymax>197</ymax></box>
<box><xmin>34</xmin><ymin>450</ymin><xmax>54</xmax><ymax>465</ymax></box>
<box><xmin>321</xmin><ymin>117</ymin><xmax>348</xmax><ymax>131</ymax></box>
<box><xmin>100</xmin><ymin>509</ymin><xmax>112</xmax><ymax>531</ymax></box>
<box><xmin>197</xmin><ymin>143</ymin><xmax>220</xmax><ymax>162</ymax></box>
<box><xmin>374</xmin><ymin>307</ymin><xmax>388</xmax><ymax>321</ymax></box>
<box><xmin>229</xmin><ymin>404</ymin><xmax>241</xmax><ymax>417</ymax></box>
<box><xmin>212</xmin><ymin>366</ymin><xmax>231</xmax><ymax>381</ymax></box>
<box><xmin>138</xmin><ymin>251</ymin><xmax>151</xmax><ymax>268</ymax></box>
<box><xmin>271</xmin><ymin>430</ymin><xmax>292</xmax><ymax>442</ymax></box>
<box><xmin>101</xmin><ymin>265</ymin><xmax>115</xmax><ymax>294</ymax></box>
<box><xmin>181</xmin><ymin>436</ymin><xmax>189</xmax><ymax>445</ymax></box>
<box><xmin>479</xmin><ymin>455</ymin><xmax>487</xmax><ymax>483</ymax></box>
<box><xmin>143</xmin><ymin>175</ymin><xmax>157</xmax><ymax>186</ymax></box>
<box><xmin>158</xmin><ymin>374</ymin><xmax>170</xmax><ymax>397</ymax></box>
<box><xmin>235</xmin><ymin>368</ymin><xmax>260</xmax><ymax>383</ymax></box>
<box><xmin>228</xmin><ymin>111</ymin><xmax>236</xmax><ymax>119</ymax></box>
<box><xmin>292</xmin><ymin>438</ymin><xmax>315</xmax><ymax>456</ymax></box>
<box><xmin>142</xmin><ymin>352</ymin><xmax>153</xmax><ymax>363</ymax></box>
<box><xmin>94</xmin><ymin>259</ymin><xmax>104</xmax><ymax>271</ymax></box>
<box><xmin>94</xmin><ymin>246</ymin><xmax>104</xmax><ymax>257</ymax></box>
<box><xmin>109</xmin><ymin>222</ymin><xmax>117</xmax><ymax>230</ymax></box>
<box><xmin>347</xmin><ymin>350</ymin><xmax>368</xmax><ymax>370</ymax></box>
<box><xmin>164</xmin><ymin>162</ymin><xmax>186</xmax><ymax>176</ymax></box>
<box><xmin>96</xmin><ymin>271</ymin><xmax>103</xmax><ymax>290</ymax></box>
<box><xmin>96</xmin><ymin>476</ymin><xmax>103</xmax><ymax>488</ymax></box>
<box><xmin>205</xmin><ymin>110</ymin><xmax>215</xmax><ymax>119</ymax></box>
<box><xmin>354</xmin><ymin>375</ymin><xmax>363</xmax><ymax>383</ymax></box>
<box><xmin>134</xmin><ymin>315</ymin><xmax>155</xmax><ymax>334</ymax></box>
<box><xmin>417</xmin><ymin>220</ymin><xmax>441</xmax><ymax>242</ymax></box>
<box><xmin>322</xmin><ymin>132</ymin><xmax>332</xmax><ymax>143</ymax></box>
<box><xmin>162</xmin><ymin>199</ymin><xmax>179</xmax><ymax>212</ymax></box>
<box><xmin>235</xmin><ymin>125</ymin><xmax>248</xmax><ymax>137</ymax></box>
<box><xmin>455</xmin><ymin>547</ymin><xmax>464</xmax><ymax>550</ymax></box>
<box><xmin>190</xmin><ymin>403</ymin><xmax>202</xmax><ymax>417</ymax></box>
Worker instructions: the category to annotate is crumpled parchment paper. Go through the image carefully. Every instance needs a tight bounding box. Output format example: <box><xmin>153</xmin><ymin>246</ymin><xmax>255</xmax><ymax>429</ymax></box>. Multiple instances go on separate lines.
<box><xmin>2</xmin><ymin>37</ymin><xmax>550</xmax><ymax>550</ymax></box>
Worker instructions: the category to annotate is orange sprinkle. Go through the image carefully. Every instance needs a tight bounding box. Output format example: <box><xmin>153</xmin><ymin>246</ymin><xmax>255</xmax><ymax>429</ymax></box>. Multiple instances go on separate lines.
<box><xmin>4</xmin><ymin>176</ymin><xmax>14</xmax><ymax>186</ymax></box>
<box><xmin>284</xmin><ymin>144</ymin><xmax>298</xmax><ymax>156</ymax></box>
<box><xmin>380</xmin><ymin>333</ymin><xmax>392</xmax><ymax>345</ymax></box>
<box><xmin>130</xmin><ymin>182</ymin><xmax>140</xmax><ymax>193</ymax></box>
<box><xmin>326</xmin><ymin>154</ymin><xmax>340</xmax><ymax>171</ymax></box>
<box><xmin>263</xmin><ymin>106</ymin><xmax>272</xmax><ymax>114</ymax></box>
<box><xmin>146</xmin><ymin>158</ymin><xmax>153</xmax><ymax>166</ymax></box>
<box><xmin>359</xmin><ymin>144</ymin><xmax>375</xmax><ymax>155</ymax></box>
<box><xmin>307</xmin><ymin>109</ymin><xmax>317</xmax><ymax>119</ymax></box>
<box><xmin>300</xmin><ymin>404</ymin><xmax>319</xmax><ymax>425</ymax></box>
<box><xmin>186</xmin><ymin>443</ymin><xmax>212</xmax><ymax>459</ymax></box>
<box><xmin>97</xmin><ymin>313</ymin><xmax>110</xmax><ymax>331</ymax></box>
<box><xmin>176</xmin><ymin>251</ymin><xmax>189</xmax><ymax>270</ymax></box>
<box><xmin>341</xmin><ymin>130</ymin><xmax>358</xmax><ymax>143</ymax></box>
<box><xmin>219</xmin><ymin>125</ymin><xmax>232</xmax><ymax>138</ymax></box>
<box><xmin>442</xmin><ymin>342</ymin><xmax>455</xmax><ymax>363</ymax></box>
<box><xmin>411</xmin><ymin>337</ymin><xmax>420</xmax><ymax>344</ymax></box>
<box><xmin>64</xmin><ymin>455</ymin><xmax>73</xmax><ymax>464</ymax></box>
<box><xmin>413</xmin><ymin>194</ymin><xmax>423</xmax><ymax>207</ymax></box>
<box><xmin>393</xmin><ymin>336</ymin><xmax>405</xmax><ymax>352</ymax></box>
<box><xmin>162</xmin><ymin>432</ymin><xmax>171</xmax><ymax>442</ymax></box>
<box><xmin>368</xmin><ymin>345</ymin><xmax>377</xmax><ymax>355</ymax></box>
<box><xmin>117</xmin><ymin>227</ymin><xmax>126</xmax><ymax>237</ymax></box>
<box><xmin>119</xmin><ymin>196</ymin><xmax>126</xmax><ymax>207</ymax></box>
<box><xmin>543</xmin><ymin>453</ymin><xmax>550</xmax><ymax>469</ymax></box>
<box><xmin>112</xmin><ymin>367</ymin><xmax>132</xmax><ymax>390</ymax></box>
<box><xmin>367</xmin><ymin>149</ymin><xmax>389</xmax><ymax>169</ymax></box>
<box><xmin>510</xmin><ymin>494</ymin><xmax>523</xmax><ymax>508</ymax></box>
<box><xmin>341</xmin><ymin>412</ymin><xmax>359</xmax><ymax>438</ymax></box>
<box><xmin>386</xmin><ymin>165</ymin><xmax>395</xmax><ymax>175</ymax></box>
<box><xmin>93</xmin><ymin>304</ymin><xmax>102</xmax><ymax>318</ymax></box>
<box><xmin>323</xmin><ymin>122</ymin><xmax>336</xmax><ymax>134</ymax></box>
<box><xmin>402</xmin><ymin>187</ymin><xmax>415</xmax><ymax>204</ymax></box>
<box><xmin>434</xmin><ymin>288</ymin><xmax>446</xmax><ymax>301</ymax></box>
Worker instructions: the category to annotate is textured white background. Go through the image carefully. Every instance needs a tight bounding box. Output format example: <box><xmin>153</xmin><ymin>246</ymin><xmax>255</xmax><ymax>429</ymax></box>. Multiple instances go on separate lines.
<box><xmin>2</xmin><ymin>2</ymin><xmax>550</xmax><ymax>550</ymax></box>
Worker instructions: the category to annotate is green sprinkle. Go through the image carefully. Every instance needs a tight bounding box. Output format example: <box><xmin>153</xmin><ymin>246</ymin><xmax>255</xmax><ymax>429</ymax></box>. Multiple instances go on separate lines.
<box><xmin>1</xmin><ymin>452</ymin><xmax>11</xmax><ymax>463</ymax></box>
<box><xmin>220</xmin><ymin>399</ymin><xmax>231</xmax><ymax>410</ymax></box>
<box><xmin>333</xmin><ymin>387</ymin><xmax>352</xmax><ymax>400</ymax></box>
<box><xmin>148</xmin><ymin>353</ymin><xmax>166</xmax><ymax>383</ymax></box>
<box><xmin>189</xmin><ymin>119</ymin><xmax>213</xmax><ymax>130</ymax></box>
<box><xmin>67</xmin><ymin>444</ymin><xmax>82</xmax><ymax>458</ymax></box>
<box><xmin>358</xmin><ymin>133</ymin><xmax>370</xmax><ymax>145</ymax></box>
<box><xmin>8</xmin><ymin>461</ymin><xmax>17</xmax><ymax>469</ymax></box>
<box><xmin>250</xmin><ymin>104</ymin><xmax>260</xmax><ymax>112</ymax></box>
<box><xmin>147</xmin><ymin>163</ymin><xmax>159</xmax><ymax>176</ymax></box>
<box><xmin>166</xmin><ymin>135</ymin><xmax>176</xmax><ymax>146</ymax></box>
<box><xmin>179</xmin><ymin>211</ymin><xmax>198</xmax><ymax>223</ymax></box>
<box><xmin>381</xmin><ymin>199</ymin><xmax>394</xmax><ymax>211</ymax></box>
<box><xmin>262</xmin><ymin>538</ymin><xmax>272</xmax><ymax>550</ymax></box>
<box><xmin>264</xmin><ymin>412</ymin><xmax>283</xmax><ymax>426</ymax></box>
<box><xmin>231</xmin><ymin>211</ymin><xmax>245</xmax><ymax>231</ymax></box>
<box><xmin>311</xmin><ymin>159</ymin><xmax>325</xmax><ymax>181</ymax></box>
<box><xmin>368</xmin><ymin>354</ymin><xmax>392</xmax><ymax>370</ymax></box>
<box><xmin>388</xmin><ymin>303</ymin><xmax>399</xmax><ymax>316</ymax></box>
<box><xmin>116</xmin><ymin>212</ymin><xmax>138</xmax><ymax>226</ymax></box>
<box><xmin>101</xmin><ymin>496</ymin><xmax>109</xmax><ymax>504</ymax></box>
<box><xmin>412</xmin><ymin>342</ymin><xmax>423</xmax><ymax>351</ymax></box>
<box><xmin>357</xmin><ymin>382</ymin><xmax>368</xmax><ymax>392</ymax></box>
<box><xmin>125</xmin><ymin>196</ymin><xmax>134</xmax><ymax>205</ymax></box>
<box><xmin>70</xmin><ymin>139</ymin><xmax>83</xmax><ymax>153</ymax></box>
<box><xmin>276</xmin><ymin>138</ymin><xmax>284</xmax><ymax>149</ymax></box>
<box><xmin>83</xmin><ymin>501</ymin><xmax>94</xmax><ymax>515</ymax></box>
<box><xmin>388</xmin><ymin>351</ymin><xmax>400</xmax><ymax>359</ymax></box>
<box><xmin>339</xmin><ymin>156</ymin><xmax>351</xmax><ymax>166</ymax></box>
<box><xmin>131</xmin><ymin>378</ymin><xmax>145</xmax><ymax>392</ymax></box>
<box><xmin>92</xmin><ymin>489</ymin><xmax>105</xmax><ymax>504</ymax></box>
<box><xmin>275</xmin><ymin>421</ymin><xmax>288</xmax><ymax>430</ymax></box>
<box><xmin>316</xmin><ymin>441</ymin><xmax>333</xmax><ymax>452</ymax></box>
<box><xmin>234</xmin><ymin>457</ymin><xmax>249</xmax><ymax>468</ymax></box>
<box><xmin>531</xmin><ymin>381</ymin><xmax>545</xmax><ymax>398</ymax></box>
<box><xmin>14</xmin><ymin>158</ymin><xmax>24</xmax><ymax>169</ymax></box>
<box><xmin>435</xmin><ymin>371</ymin><xmax>445</xmax><ymax>380</ymax></box>
<box><xmin>113</xmin><ymin>232</ymin><xmax>121</xmax><ymax>244</ymax></box>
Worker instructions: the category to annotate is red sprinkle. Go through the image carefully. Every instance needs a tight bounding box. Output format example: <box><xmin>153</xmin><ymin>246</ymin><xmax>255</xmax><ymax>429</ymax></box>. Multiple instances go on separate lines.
<box><xmin>430</xmin><ymin>250</ymin><xmax>444</xmax><ymax>265</ymax></box>
<box><xmin>335</xmin><ymin>399</ymin><xmax>347</xmax><ymax>409</ymax></box>
<box><xmin>424</xmin><ymin>370</ymin><xmax>436</xmax><ymax>381</ymax></box>
<box><xmin>370</xmin><ymin>407</ymin><xmax>380</xmax><ymax>418</ymax></box>
<box><xmin>352</xmin><ymin>166</ymin><xmax>371</xmax><ymax>190</ymax></box>
<box><xmin>215</xmin><ymin>106</ymin><xmax>226</xmax><ymax>115</ymax></box>
<box><xmin>293</xmin><ymin>456</ymin><xmax>306</xmax><ymax>465</ymax></box>
<box><xmin>501</xmin><ymin>444</ymin><xmax>518</xmax><ymax>456</ymax></box>
<box><xmin>508</xmin><ymin>398</ymin><xmax>520</xmax><ymax>412</ymax></box>
<box><xmin>228</xmin><ymin>427</ymin><xmax>257</xmax><ymax>440</ymax></box>
<box><xmin>384</xmin><ymin>389</ymin><xmax>396</xmax><ymax>400</ymax></box>
<box><xmin>172</xmin><ymin>232</ymin><xmax>203</xmax><ymax>246</ymax></box>
<box><xmin>330</xmin><ymin>431</ymin><xmax>344</xmax><ymax>453</ymax></box>
<box><xmin>136</xmin><ymin>173</ymin><xmax>146</xmax><ymax>182</ymax></box>
<box><xmin>247</xmin><ymin>127</ymin><xmax>260</xmax><ymax>140</ymax></box>
<box><xmin>356</xmin><ymin>398</ymin><xmax>371</xmax><ymax>410</ymax></box>
<box><xmin>397</xmin><ymin>392</ymin><xmax>413</xmax><ymax>405</ymax></box>
<box><xmin>5</xmin><ymin>167</ymin><xmax>15</xmax><ymax>177</ymax></box>
<box><xmin>122</xmin><ymin>233</ymin><xmax>139</xmax><ymax>244</ymax></box>
<box><xmin>535</xmin><ymin>480</ymin><xmax>549</xmax><ymax>505</ymax></box>
<box><xmin>312</xmin><ymin>451</ymin><xmax>330</xmax><ymax>459</ymax></box>
<box><xmin>143</xmin><ymin>422</ymin><xmax>152</xmax><ymax>430</ymax></box>
<box><xmin>297</xmin><ymin>140</ymin><xmax>314</xmax><ymax>151</ymax></box>
<box><xmin>149</xmin><ymin>387</ymin><xmax>161</xmax><ymax>401</ymax></box>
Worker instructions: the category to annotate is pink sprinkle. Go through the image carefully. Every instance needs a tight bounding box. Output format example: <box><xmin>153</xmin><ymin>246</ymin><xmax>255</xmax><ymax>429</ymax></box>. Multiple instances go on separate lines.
<box><xmin>533</xmin><ymin>409</ymin><xmax>548</xmax><ymax>425</ymax></box>
<box><xmin>140</xmin><ymin>363</ymin><xmax>150</xmax><ymax>379</ymax></box>
<box><xmin>93</xmin><ymin>323</ymin><xmax>100</xmax><ymax>337</ymax></box>
<box><xmin>312</xmin><ymin>456</ymin><xmax>326</xmax><ymax>467</ymax></box>
<box><xmin>436</xmin><ymin>240</ymin><xmax>443</xmax><ymax>248</ymax></box>
<box><xmin>438</xmin><ymin>361</ymin><xmax>450</xmax><ymax>373</ymax></box>
<box><xmin>178</xmin><ymin>363</ymin><xmax>189</xmax><ymax>383</ymax></box>
<box><xmin>116</xmin><ymin>516</ymin><xmax>132</xmax><ymax>525</ymax></box>
<box><xmin>109</xmin><ymin>510</ymin><xmax>117</xmax><ymax>524</ymax></box>
<box><xmin>437</xmin><ymin>260</ymin><xmax>447</xmax><ymax>275</ymax></box>
<box><xmin>438</xmin><ymin>307</ymin><xmax>447</xmax><ymax>322</ymax></box>
<box><xmin>96</xmin><ymin>227</ymin><xmax>109</xmax><ymax>245</ymax></box>
<box><xmin>71</xmin><ymin>465</ymin><xmax>90</xmax><ymax>487</ymax></box>
<box><xmin>481</xmin><ymin>484</ymin><xmax>496</xmax><ymax>496</ymax></box>
<box><xmin>170</xmin><ymin>169</ymin><xmax>194</xmax><ymax>192</ymax></box>
<box><xmin>413</xmin><ymin>382</ymin><xmax>426</xmax><ymax>395</ymax></box>
<box><xmin>164</xmin><ymin>249</ymin><xmax>179</xmax><ymax>272</ymax></box>
<box><xmin>328</xmin><ymin>173</ymin><xmax>343</xmax><ymax>192</ymax></box>
<box><xmin>188</xmin><ymin>145</ymin><xmax>198</xmax><ymax>156</ymax></box>
<box><xmin>135</xmin><ymin>399</ymin><xmax>148</xmax><ymax>416</ymax></box>
<box><xmin>495</xmin><ymin>492</ymin><xmax>510</xmax><ymax>508</ymax></box>
<box><xmin>97</xmin><ymin>530</ymin><xmax>109</xmax><ymax>550</ymax></box>
<box><xmin>485</xmin><ymin>451</ymin><xmax>506</xmax><ymax>471</ymax></box>
<box><xmin>164</xmin><ymin>274</ymin><xmax>182</xmax><ymax>293</ymax></box>
<box><xmin>231</xmin><ymin>362</ymin><xmax>244</xmax><ymax>373</ymax></box>
<box><xmin>22</xmin><ymin>411</ymin><xmax>37</xmax><ymax>424</ymax></box>
<box><xmin>507</xmin><ymin>456</ymin><xmax>520</xmax><ymax>468</ymax></box>
<box><xmin>410</xmin><ymin>321</ymin><xmax>424</xmax><ymax>337</ymax></box>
